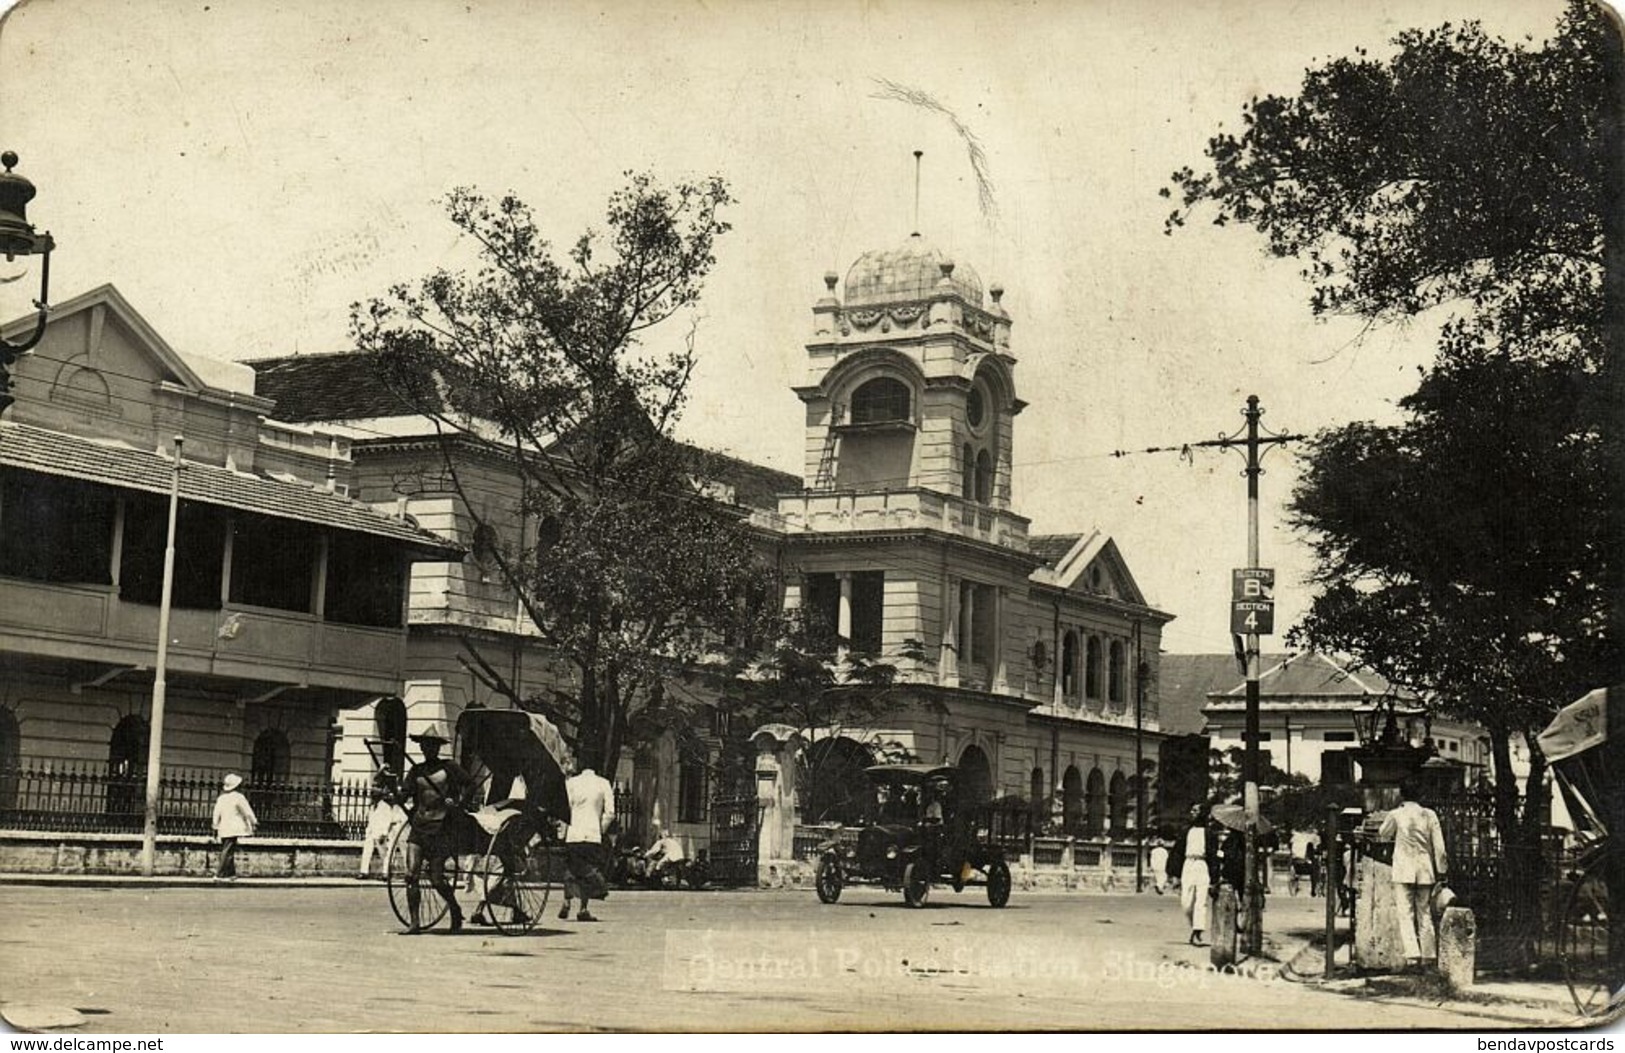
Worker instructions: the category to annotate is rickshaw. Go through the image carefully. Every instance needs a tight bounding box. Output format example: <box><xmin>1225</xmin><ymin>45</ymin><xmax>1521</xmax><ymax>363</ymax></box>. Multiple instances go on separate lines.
<box><xmin>380</xmin><ymin>708</ymin><xmax>573</xmax><ymax>936</ymax></box>
<box><xmin>1538</xmin><ymin>688</ymin><xmax>1616</xmax><ymax>1018</ymax></box>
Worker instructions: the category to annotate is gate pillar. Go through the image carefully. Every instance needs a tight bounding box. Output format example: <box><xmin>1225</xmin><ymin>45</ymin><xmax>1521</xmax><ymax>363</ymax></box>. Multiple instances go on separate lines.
<box><xmin>750</xmin><ymin>724</ymin><xmax>803</xmax><ymax>883</ymax></box>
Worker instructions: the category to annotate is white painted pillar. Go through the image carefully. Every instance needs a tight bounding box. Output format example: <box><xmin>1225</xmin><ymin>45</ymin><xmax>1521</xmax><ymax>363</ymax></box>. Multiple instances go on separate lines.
<box><xmin>836</xmin><ymin>572</ymin><xmax>852</xmax><ymax>667</ymax></box>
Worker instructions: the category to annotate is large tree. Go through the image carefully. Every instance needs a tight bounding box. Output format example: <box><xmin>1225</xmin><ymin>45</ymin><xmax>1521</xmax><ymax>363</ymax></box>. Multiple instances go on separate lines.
<box><xmin>352</xmin><ymin>175</ymin><xmax>773</xmax><ymax>774</ymax></box>
<box><xmin>1165</xmin><ymin>2</ymin><xmax>1611</xmax><ymax>358</ymax></box>
<box><xmin>705</xmin><ymin>610</ymin><xmax>932</xmax><ymax>823</ymax></box>
<box><xmin>1167</xmin><ymin>1</ymin><xmax>1619</xmax><ymax>955</ymax></box>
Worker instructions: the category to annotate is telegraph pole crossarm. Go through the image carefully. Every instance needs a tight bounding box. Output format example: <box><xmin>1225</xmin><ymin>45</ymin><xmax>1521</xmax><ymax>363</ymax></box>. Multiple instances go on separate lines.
<box><xmin>1113</xmin><ymin>395</ymin><xmax>1306</xmax><ymax>957</ymax></box>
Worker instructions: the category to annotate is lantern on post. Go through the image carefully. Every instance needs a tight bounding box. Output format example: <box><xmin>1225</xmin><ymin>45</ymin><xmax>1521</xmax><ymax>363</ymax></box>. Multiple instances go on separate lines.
<box><xmin>0</xmin><ymin>151</ymin><xmax>57</xmax><ymax>415</ymax></box>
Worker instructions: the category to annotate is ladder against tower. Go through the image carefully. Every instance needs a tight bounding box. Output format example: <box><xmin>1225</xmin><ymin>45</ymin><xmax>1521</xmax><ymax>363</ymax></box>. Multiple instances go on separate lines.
<box><xmin>814</xmin><ymin>403</ymin><xmax>844</xmax><ymax>490</ymax></box>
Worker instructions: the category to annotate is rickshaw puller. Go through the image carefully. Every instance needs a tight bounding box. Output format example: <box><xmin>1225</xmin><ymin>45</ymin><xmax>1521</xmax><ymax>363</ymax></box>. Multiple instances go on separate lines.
<box><xmin>398</xmin><ymin>724</ymin><xmax>476</xmax><ymax>933</ymax></box>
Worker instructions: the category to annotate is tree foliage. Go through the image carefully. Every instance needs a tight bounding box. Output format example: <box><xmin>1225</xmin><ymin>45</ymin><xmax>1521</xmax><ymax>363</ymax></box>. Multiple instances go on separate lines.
<box><xmin>1169</xmin><ymin>7</ymin><xmax>1617</xmax><ymax>948</ymax></box>
<box><xmin>709</xmin><ymin>610</ymin><xmax>933</xmax><ymax>820</ymax></box>
<box><xmin>1169</xmin><ymin>0</ymin><xmax>1614</xmax><ymax>752</ymax></box>
<box><xmin>1166</xmin><ymin>2</ymin><xmax>1609</xmax><ymax>361</ymax></box>
<box><xmin>352</xmin><ymin>174</ymin><xmax>773</xmax><ymax>773</ymax></box>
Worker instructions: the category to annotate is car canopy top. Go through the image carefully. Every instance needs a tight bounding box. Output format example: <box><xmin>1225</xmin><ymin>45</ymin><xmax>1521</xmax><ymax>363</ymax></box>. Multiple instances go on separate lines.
<box><xmin>865</xmin><ymin>764</ymin><xmax>957</xmax><ymax>786</ymax></box>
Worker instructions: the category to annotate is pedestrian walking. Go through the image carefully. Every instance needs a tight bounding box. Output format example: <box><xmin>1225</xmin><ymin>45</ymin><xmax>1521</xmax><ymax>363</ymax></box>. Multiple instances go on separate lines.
<box><xmin>397</xmin><ymin>724</ymin><xmax>476</xmax><ymax>933</ymax></box>
<box><xmin>1179</xmin><ymin>805</ymin><xmax>1211</xmax><ymax>945</ymax></box>
<box><xmin>1378</xmin><ymin>779</ymin><xmax>1449</xmax><ymax>971</ymax></box>
<box><xmin>357</xmin><ymin>768</ymin><xmax>406</xmax><ymax>880</ymax></box>
<box><xmin>558</xmin><ymin>761</ymin><xmax>615</xmax><ymax>923</ymax></box>
<box><xmin>1150</xmin><ymin>839</ymin><xmax>1170</xmax><ymax>894</ymax></box>
<box><xmin>1306</xmin><ymin>838</ymin><xmax>1322</xmax><ymax>897</ymax></box>
<box><xmin>211</xmin><ymin>773</ymin><xmax>257</xmax><ymax>881</ymax></box>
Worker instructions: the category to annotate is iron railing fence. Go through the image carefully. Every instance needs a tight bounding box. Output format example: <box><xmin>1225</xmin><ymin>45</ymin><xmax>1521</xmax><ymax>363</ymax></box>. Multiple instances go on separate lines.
<box><xmin>0</xmin><ymin>762</ymin><xmax>374</xmax><ymax>840</ymax></box>
<box><xmin>793</xmin><ymin>823</ymin><xmax>856</xmax><ymax>861</ymax></box>
<box><xmin>1431</xmin><ymin>790</ymin><xmax>1573</xmax><ymax>971</ymax></box>
<box><xmin>971</xmin><ymin>799</ymin><xmax>1034</xmax><ymax>854</ymax></box>
<box><xmin>708</xmin><ymin>792</ymin><xmax>760</xmax><ymax>886</ymax></box>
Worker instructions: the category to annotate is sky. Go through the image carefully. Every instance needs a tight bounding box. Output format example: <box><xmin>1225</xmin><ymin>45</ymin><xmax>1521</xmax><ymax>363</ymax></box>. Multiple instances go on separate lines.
<box><xmin>0</xmin><ymin>0</ymin><xmax>1572</xmax><ymax>654</ymax></box>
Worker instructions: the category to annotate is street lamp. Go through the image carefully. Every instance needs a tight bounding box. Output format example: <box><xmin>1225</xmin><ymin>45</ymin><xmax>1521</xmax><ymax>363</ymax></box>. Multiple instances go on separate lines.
<box><xmin>0</xmin><ymin>151</ymin><xmax>57</xmax><ymax>415</ymax></box>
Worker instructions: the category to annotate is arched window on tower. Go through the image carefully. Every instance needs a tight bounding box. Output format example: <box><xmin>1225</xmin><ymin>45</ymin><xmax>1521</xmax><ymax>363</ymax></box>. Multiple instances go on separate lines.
<box><xmin>850</xmin><ymin>377</ymin><xmax>911</xmax><ymax>424</ymax></box>
<box><xmin>961</xmin><ymin>443</ymin><xmax>975</xmax><ymax>500</ymax></box>
<box><xmin>974</xmin><ymin>450</ymin><xmax>993</xmax><ymax>504</ymax></box>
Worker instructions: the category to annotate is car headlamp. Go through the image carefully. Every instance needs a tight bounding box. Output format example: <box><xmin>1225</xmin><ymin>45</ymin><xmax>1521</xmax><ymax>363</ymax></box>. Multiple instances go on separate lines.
<box><xmin>885</xmin><ymin>846</ymin><xmax>898</xmax><ymax>859</ymax></box>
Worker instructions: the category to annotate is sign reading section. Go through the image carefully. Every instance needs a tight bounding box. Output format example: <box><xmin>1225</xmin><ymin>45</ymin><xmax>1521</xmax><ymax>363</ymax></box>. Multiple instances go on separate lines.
<box><xmin>1230</xmin><ymin>568</ymin><xmax>1275</xmax><ymax>635</ymax></box>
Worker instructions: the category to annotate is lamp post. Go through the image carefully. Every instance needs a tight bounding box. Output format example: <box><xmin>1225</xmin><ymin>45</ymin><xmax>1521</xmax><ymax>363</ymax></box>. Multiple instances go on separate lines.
<box><xmin>141</xmin><ymin>436</ymin><xmax>184</xmax><ymax>876</ymax></box>
<box><xmin>0</xmin><ymin>151</ymin><xmax>57</xmax><ymax>415</ymax></box>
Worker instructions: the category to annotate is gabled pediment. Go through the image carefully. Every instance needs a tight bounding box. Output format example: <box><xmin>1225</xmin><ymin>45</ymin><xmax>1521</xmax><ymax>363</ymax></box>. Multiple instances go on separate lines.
<box><xmin>4</xmin><ymin>283</ymin><xmax>264</xmax><ymax>405</ymax></box>
<box><xmin>1036</xmin><ymin>529</ymin><xmax>1148</xmax><ymax>606</ymax></box>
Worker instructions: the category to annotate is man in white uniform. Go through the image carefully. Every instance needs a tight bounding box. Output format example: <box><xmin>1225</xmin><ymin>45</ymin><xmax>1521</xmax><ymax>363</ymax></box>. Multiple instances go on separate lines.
<box><xmin>1378</xmin><ymin>780</ymin><xmax>1449</xmax><ymax>970</ymax></box>
<box><xmin>559</xmin><ymin>762</ymin><xmax>615</xmax><ymax>922</ymax></box>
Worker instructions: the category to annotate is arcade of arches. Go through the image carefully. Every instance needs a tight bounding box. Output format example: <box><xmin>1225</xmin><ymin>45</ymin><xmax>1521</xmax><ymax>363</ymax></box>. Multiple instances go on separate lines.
<box><xmin>1051</xmin><ymin>762</ymin><xmax>1136</xmax><ymax>839</ymax></box>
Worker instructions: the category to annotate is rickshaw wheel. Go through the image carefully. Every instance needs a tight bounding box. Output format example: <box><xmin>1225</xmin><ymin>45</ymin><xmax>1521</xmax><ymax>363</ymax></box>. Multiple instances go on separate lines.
<box><xmin>479</xmin><ymin>824</ymin><xmax>549</xmax><ymax>936</ymax></box>
<box><xmin>384</xmin><ymin>824</ymin><xmax>453</xmax><ymax>930</ymax></box>
<box><xmin>1559</xmin><ymin>856</ymin><xmax>1615</xmax><ymax>1018</ymax></box>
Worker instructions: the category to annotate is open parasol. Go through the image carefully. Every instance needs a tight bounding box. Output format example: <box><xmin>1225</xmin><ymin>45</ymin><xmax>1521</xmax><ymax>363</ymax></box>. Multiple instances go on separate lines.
<box><xmin>1210</xmin><ymin>803</ymin><xmax>1273</xmax><ymax>835</ymax></box>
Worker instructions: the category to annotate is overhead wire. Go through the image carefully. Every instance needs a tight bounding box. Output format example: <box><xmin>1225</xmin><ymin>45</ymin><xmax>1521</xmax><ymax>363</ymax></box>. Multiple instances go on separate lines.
<box><xmin>12</xmin><ymin>347</ymin><xmax>1282</xmax><ymax>494</ymax></box>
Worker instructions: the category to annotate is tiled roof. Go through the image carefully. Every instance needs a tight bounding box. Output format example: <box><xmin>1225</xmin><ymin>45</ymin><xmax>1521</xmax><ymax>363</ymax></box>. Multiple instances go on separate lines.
<box><xmin>1158</xmin><ymin>653</ymin><xmax>1288</xmax><ymax>735</ymax></box>
<box><xmin>248</xmin><ymin>351</ymin><xmax>425</xmax><ymax>423</ymax></box>
<box><xmin>251</xmin><ymin>354</ymin><xmax>800</xmax><ymax>512</ymax></box>
<box><xmin>1159</xmin><ymin>652</ymin><xmax>1416</xmax><ymax>731</ymax></box>
<box><xmin>1029</xmin><ymin>533</ymin><xmax>1083</xmax><ymax>569</ymax></box>
<box><xmin>688</xmin><ymin>447</ymin><xmax>801</xmax><ymax>511</ymax></box>
<box><xmin>0</xmin><ymin>422</ymin><xmax>460</xmax><ymax>557</ymax></box>
<box><xmin>1215</xmin><ymin>651</ymin><xmax>1408</xmax><ymax>700</ymax></box>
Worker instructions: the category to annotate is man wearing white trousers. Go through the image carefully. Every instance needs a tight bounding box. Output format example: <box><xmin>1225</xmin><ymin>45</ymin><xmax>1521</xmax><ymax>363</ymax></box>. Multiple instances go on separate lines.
<box><xmin>1379</xmin><ymin>780</ymin><xmax>1449</xmax><ymax>970</ymax></box>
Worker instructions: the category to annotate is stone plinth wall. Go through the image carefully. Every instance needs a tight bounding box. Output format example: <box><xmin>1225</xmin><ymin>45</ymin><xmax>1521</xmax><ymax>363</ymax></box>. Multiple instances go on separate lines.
<box><xmin>1354</xmin><ymin>856</ymin><xmax>1408</xmax><ymax>970</ymax></box>
<box><xmin>0</xmin><ymin>830</ymin><xmax>361</xmax><ymax>877</ymax></box>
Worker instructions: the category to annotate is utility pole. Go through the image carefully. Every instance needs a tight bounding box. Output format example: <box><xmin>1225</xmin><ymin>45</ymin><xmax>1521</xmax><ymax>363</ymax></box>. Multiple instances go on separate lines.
<box><xmin>1133</xmin><ymin>618</ymin><xmax>1145</xmax><ymax>894</ymax></box>
<box><xmin>141</xmin><ymin>435</ymin><xmax>183</xmax><ymax>877</ymax></box>
<box><xmin>1118</xmin><ymin>395</ymin><xmax>1303</xmax><ymax>953</ymax></box>
<box><xmin>1203</xmin><ymin>396</ymin><xmax>1302</xmax><ymax>955</ymax></box>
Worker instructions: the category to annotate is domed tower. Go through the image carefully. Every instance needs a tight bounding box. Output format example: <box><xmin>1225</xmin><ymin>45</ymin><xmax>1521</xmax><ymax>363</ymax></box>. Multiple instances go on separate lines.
<box><xmin>792</xmin><ymin>233</ymin><xmax>1023</xmax><ymax>511</ymax></box>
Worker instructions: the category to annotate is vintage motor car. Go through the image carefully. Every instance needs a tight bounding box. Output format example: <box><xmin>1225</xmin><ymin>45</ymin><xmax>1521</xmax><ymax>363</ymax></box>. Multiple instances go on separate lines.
<box><xmin>813</xmin><ymin>763</ymin><xmax>1012</xmax><ymax>908</ymax></box>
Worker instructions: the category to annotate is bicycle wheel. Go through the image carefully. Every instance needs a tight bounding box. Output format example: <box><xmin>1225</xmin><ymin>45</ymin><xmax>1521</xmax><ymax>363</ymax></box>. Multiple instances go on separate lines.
<box><xmin>385</xmin><ymin>825</ymin><xmax>451</xmax><ymax>931</ymax></box>
<box><xmin>478</xmin><ymin>823</ymin><xmax>551</xmax><ymax>936</ymax></box>
<box><xmin>1560</xmin><ymin>859</ymin><xmax>1616</xmax><ymax>1018</ymax></box>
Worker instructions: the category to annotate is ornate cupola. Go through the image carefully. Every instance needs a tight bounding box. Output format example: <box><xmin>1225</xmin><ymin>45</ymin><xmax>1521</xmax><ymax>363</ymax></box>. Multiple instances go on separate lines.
<box><xmin>795</xmin><ymin>233</ymin><xmax>1022</xmax><ymax>509</ymax></box>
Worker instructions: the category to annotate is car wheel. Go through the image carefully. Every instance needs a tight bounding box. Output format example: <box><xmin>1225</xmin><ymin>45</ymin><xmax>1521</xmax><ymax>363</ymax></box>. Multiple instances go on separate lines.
<box><xmin>903</xmin><ymin>861</ymin><xmax>931</xmax><ymax>908</ymax></box>
<box><xmin>986</xmin><ymin>859</ymin><xmax>1012</xmax><ymax>908</ymax></box>
<box><xmin>815</xmin><ymin>858</ymin><xmax>843</xmax><ymax>904</ymax></box>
